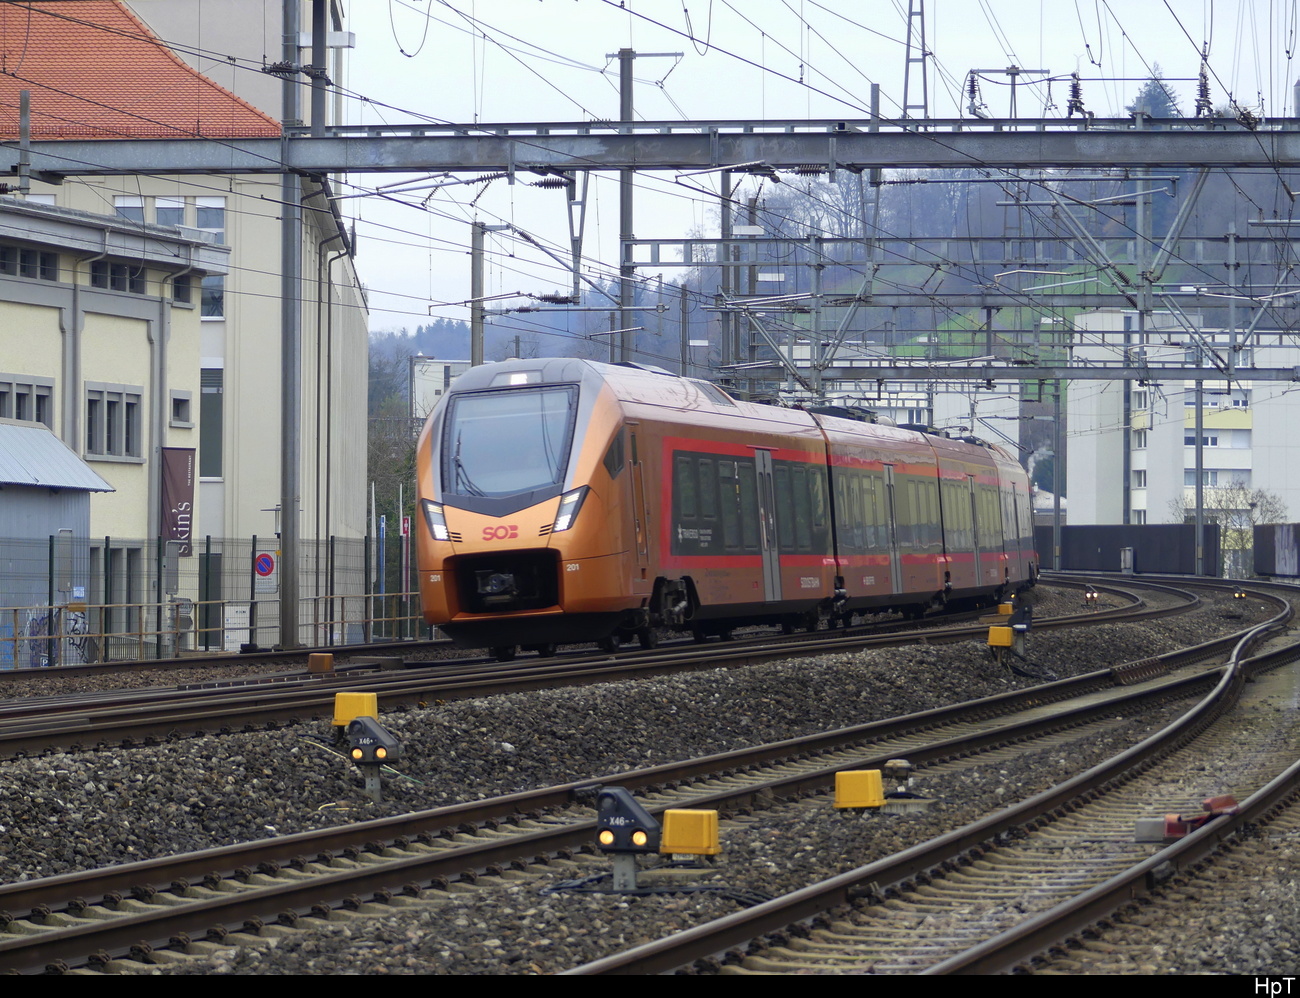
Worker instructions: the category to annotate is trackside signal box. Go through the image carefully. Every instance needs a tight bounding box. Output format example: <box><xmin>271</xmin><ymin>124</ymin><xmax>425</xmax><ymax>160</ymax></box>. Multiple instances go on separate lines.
<box><xmin>347</xmin><ymin>716</ymin><xmax>401</xmax><ymax>766</ymax></box>
<box><xmin>333</xmin><ymin>692</ymin><xmax>379</xmax><ymax>728</ymax></box>
<box><xmin>346</xmin><ymin>716</ymin><xmax>402</xmax><ymax>803</ymax></box>
<box><xmin>660</xmin><ymin>809</ymin><xmax>721</xmax><ymax>856</ymax></box>
<box><xmin>835</xmin><ymin>770</ymin><xmax>885</xmax><ymax>809</ymax></box>
<box><xmin>596</xmin><ymin>787</ymin><xmax>660</xmax><ymax>853</ymax></box>
<box><xmin>595</xmin><ymin>787</ymin><xmax>661</xmax><ymax>891</ymax></box>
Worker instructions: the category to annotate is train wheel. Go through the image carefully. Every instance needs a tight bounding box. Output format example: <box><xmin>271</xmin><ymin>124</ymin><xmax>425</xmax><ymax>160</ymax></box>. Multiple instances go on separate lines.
<box><xmin>637</xmin><ymin>628</ymin><xmax>658</xmax><ymax>650</ymax></box>
<box><xmin>491</xmin><ymin>645</ymin><xmax>517</xmax><ymax>662</ymax></box>
<box><xmin>780</xmin><ymin>618</ymin><xmax>795</xmax><ymax>635</ymax></box>
<box><xmin>691</xmin><ymin>628</ymin><xmax>708</xmax><ymax>644</ymax></box>
<box><xmin>718</xmin><ymin>628</ymin><xmax>734</xmax><ymax>642</ymax></box>
<box><xmin>598</xmin><ymin>634</ymin><xmax>621</xmax><ymax>653</ymax></box>
<box><xmin>805</xmin><ymin>613</ymin><xmax>820</xmax><ymax>633</ymax></box>
<box><xmin>535</xmin><ymin>644</ymin><xmax>557</xmax><ymax>658</ymax></box>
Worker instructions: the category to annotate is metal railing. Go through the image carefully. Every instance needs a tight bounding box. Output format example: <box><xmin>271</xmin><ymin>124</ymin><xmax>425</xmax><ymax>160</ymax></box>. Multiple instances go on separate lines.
<box><xmin>1</xmin><ymin>591</ymin><xmax>431</xmax><ymax>668</ymax></box>
<box><xmin>0</xmin><ymin>531</ymin><xmax>431</xmax><ymax>667</ymax></box>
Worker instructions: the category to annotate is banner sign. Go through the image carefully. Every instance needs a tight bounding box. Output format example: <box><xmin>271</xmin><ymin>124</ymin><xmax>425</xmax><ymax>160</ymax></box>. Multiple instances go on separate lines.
<box><xmin>161</xmin><ymin>447</ymin><xmax>196</xmax><ymax>556</ymax></box>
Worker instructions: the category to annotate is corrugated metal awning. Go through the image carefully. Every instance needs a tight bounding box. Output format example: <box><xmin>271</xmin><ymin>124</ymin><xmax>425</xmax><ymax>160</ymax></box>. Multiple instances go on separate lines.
<box><xmin>0</xmin><ymin>421</ymin><xmax>114</xmax><ymax>492</ymax></box>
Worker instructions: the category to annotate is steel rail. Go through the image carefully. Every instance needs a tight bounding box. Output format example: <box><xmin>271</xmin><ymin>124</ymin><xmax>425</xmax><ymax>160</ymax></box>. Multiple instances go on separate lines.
<box><xmin>0</xmin><ymin>581</ymin><xmax>1188</xmax><ymax>758</ymax></box>
<box><xmin>0</xmin><ymin>576</ymin><xmax>1152</xmax><ymax>688</ymax></box>
<box><xmin>0</xmin><ymin>649</ymin><xmax>1234</xmax><ymax>974</ymax></box>
<box><xmin>560</xmin><ymin>601</ymin><xmax>1294</xmax><ymax>974</ymax></box>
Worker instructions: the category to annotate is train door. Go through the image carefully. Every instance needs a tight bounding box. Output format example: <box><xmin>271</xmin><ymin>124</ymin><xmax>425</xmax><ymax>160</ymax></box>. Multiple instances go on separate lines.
<box><xmin>754</xmin><ymin>449</ymin><xmax>782</xmax><ymax>602</ymax></box>
<box><xmin>883</xmin><ymin>465</ymin><xmax>902</xmax><ymax>593</ymax></box>
<box><xmin>630</xmin><ymin>432</ymin><xmax>651</xmax><ymax>588</ymax></box>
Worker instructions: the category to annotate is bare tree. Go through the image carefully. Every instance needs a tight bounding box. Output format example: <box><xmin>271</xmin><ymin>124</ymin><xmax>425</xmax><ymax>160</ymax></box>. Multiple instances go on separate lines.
<box><xmin>1167</xmin><ymin>481</ymin><xmax>1289</xmax><ymax>577</ymax></box>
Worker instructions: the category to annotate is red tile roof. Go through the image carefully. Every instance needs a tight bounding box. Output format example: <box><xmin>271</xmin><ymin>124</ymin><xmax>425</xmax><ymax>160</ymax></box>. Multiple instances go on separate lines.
<box><xmin>0</xmin><ymin>1</ymin><xmax>280</xmax><ymax>140</ymax></box>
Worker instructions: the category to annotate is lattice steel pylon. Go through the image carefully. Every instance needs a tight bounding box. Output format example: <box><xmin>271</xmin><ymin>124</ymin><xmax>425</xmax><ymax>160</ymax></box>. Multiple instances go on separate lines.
<box><xmin>901</xmin><ymin>0</ymin><xmax>930</xmax><ymax>120</ymax></box>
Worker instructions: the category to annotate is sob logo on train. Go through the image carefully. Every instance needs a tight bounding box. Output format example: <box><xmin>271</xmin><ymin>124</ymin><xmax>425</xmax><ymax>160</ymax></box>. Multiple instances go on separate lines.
<box><xmin>482</xmin><ymin>524</ymin><xmax>520</xmax><ymax>541</ymax></box>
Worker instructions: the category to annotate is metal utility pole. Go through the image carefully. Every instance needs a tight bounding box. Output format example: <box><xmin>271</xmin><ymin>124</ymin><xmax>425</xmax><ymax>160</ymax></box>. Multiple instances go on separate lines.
<box><xmin>309</xmin><ymin>0</ymin><xmax>327</xmax><ymax>136</ymax></box>
<box><xmin>1053</xmin><ymin>380</ymin><xmax>1063</xmax><ymax>570</ymax></box>
<box><xmin>470</xmin><ymin>221</ymin><xmax>509</xmax><ymax>366</ymax></box>
<box><xmin>610</xmin><ymin>48</ymin><xmax>681</xmax><ymax>364</ymax></box>
<box><xmin>618</xmin><ymin>48</ymin><xmax>635</xmax><ymax>365</ymax></box>
<box><xmin>680</xmin><ymin>284</ymin><xmax>690</xmax><ymax>376</ymax></box>
<box><xmin>279</xmin><ymin>0</ymin><xmax>302</xmax><ymax>648</ymax></box>
<box><xmin>471</xmin><ymin>222</ymin><xmax>486</xmax><ymax>367</ymax></box>
<box><xmin>719</xmin><ymin>170</ymin><xmax>734</xmax><ymax>369</ymax></box>
<box><xmin>901</xmin><ymin>0</ymin><xmax>929</xmax><ymax>119</ymax></box>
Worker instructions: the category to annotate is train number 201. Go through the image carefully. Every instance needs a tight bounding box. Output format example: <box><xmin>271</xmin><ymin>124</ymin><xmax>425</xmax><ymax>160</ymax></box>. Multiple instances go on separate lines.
<box><xmin>482</xmin><ymin>525</ymin><xmax>519</xmax><ymax>541</ymax></box>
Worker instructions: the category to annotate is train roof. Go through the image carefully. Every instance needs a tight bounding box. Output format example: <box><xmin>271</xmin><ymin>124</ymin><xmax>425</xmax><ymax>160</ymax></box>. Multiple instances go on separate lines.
<box><xmin>444</xmin><ymin>358</ymin><xmax>1020</xmax><ymax>466</ymax></box>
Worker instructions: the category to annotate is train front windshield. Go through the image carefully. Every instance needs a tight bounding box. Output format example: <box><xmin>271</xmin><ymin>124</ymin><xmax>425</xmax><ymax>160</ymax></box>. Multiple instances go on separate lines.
<box><xmin>441</xmin><ymin>386</ymin><xmax>578</xmax><ymax>498</ymax></box>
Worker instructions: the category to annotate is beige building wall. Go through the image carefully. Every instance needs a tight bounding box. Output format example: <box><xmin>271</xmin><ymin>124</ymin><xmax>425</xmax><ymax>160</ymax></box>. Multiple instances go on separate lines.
<box><xmin>0</xmin><ymin>198</ymin><xmax>220</xmax><ymax>545</ymax></box>
<box><xmin>30</xmin><ymin>173</ymin><xmax>370</xmax><ymax>546</ymax></box>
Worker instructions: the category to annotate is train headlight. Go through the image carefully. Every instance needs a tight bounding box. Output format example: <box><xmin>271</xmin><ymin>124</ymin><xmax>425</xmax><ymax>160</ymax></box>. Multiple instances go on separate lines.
<box><xmin>551</xmin><ymin>486</ymin><xmax>589</xmax><ymax>533</ymax></box>
<box><xmin>421</xmin><ymin>499</ymin><xmax>450</xmax><ymax>541</ymax></box>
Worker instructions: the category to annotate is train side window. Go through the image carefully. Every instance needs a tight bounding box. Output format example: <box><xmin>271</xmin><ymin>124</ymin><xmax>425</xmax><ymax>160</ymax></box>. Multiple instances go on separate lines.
<box><xmin>698</xmin><ymin>458</ymin><xmax>718</xmax><ymax>519</ymax></box>
<box><xmin>863</xmin><ymin>475</ymin><xmax>876</xmax><ymax>549</ymax></box>
<box><xmin>902</xmin><ymin>480</ymin><xmax>919</xmax><ymax>551</ymax></box>
<box><xmin>738</xmin><ymin>460</ymin><xmax>760</xmax><ymax>551</ymax></box>
<box><xmin>835</xmin><ymin>473</ymin><xmax>851</xmax><ymax>550</ymax></box>
<box><xmin>775</xmin><ymin>464</ymin><xmax>795</xmax><ymax>549</ymax></box>
<box><xmin>719</xmin><ymin>461</ymin><xmax>741</xmax><ymax>550</ymax></box>
<box><xmin>913</xmin><ymin>481</ymin><xmax>925</xmax><ymax>549</ymax></box>
<box><xmin>810</xmin><ymin>468</ymin><xmax>827</xmax><ymax>531</ymax></box>
<box><xmin>923</xmin><ymin>480</ymin><xmax>939</xmax><ymax>550</ymax></box>
<box><xmin>847</xmin><ymin>474</ymin><xmax>864</xmax><ymax>551</ymax></box>
<box><xmin>793</xmin><ymin>465</ymin><xmax>812</xmax><ymax>551</ymax></box>
<box><xmin>603</xmin><ymin>432</ymin><xmax>625</xmax><ymax>479</ymax></box>
<box><xmin>676</xmin><ymin>455</ymin><xmax>697</xmax><ymax>518</ymax></box>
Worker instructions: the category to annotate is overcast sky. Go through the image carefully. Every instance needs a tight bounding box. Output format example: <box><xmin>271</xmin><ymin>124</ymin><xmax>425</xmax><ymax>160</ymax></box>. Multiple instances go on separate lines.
<box><xmin>332</xmin><ymin>1</ymin><xmax>1298</xmax><ymax>335</ymax></box>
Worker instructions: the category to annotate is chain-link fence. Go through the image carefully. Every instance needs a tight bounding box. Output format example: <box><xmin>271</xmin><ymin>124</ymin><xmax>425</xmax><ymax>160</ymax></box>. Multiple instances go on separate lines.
<box><xmin>0</xmin><ymin>534</ymin><xmax>429</xmax><ymax>668</ymax></box>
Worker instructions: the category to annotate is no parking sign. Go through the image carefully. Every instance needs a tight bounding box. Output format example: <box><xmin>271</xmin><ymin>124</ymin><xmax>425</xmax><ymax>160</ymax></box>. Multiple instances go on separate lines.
<box><xmin>254</xmin><ymin>550</ymin><xmax>279</xmax><ymax>594</ymax></box>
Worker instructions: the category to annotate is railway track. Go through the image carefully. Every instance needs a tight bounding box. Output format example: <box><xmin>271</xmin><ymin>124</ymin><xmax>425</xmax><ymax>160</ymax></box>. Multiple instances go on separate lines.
<box><xmin>0</xmin><ymin>579</ymin><xmax>1202</xmax><ymax>759</ymax></box>
<box><xmin>0</xmin><ymin>582</ymin><xmax>1286</xmax><ymax>974</ymax></box>
<box><xmin>566</xmin><ymin>607</ymin><xmax>1300</xmax><ymax>974</ymax></box>
<box><xmin>0</xmin><ymin>575</ymin><xmax>1165</xmax><ymax>695</ymax></box>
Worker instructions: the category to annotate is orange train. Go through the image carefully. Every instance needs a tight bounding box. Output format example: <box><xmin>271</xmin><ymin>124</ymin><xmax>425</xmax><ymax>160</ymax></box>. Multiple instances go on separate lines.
<box><xmin>416</xmin><ymin>358</ymin><xmax>1037</xmax><ymax>660</ymax></box>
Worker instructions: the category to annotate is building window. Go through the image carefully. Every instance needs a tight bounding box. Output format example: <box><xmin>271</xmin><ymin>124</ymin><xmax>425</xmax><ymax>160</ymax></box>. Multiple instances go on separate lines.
<box><xmin>0</xmin><ymin>375</ymin><xmax>54</xmax><ymax>427</ymax></box>
<box><xmin>1132</xmin><ymin>430</ymin><xmax>1147</xmax><ymax>449</ymax></box>
<box><xmin>1184</xmin><ymin>470</ymin><xmax>1220</xmax><ymax>487</ymax></box>
<box><xmin>155</xmin><ymin>196</ymin><xmax>185</xmax><ymax>227</ymax></box>
<box><xmin>1132</xmin><ymin>470</ymin><xmax>1146</xmax><ymax>488</ymax></box>
<box><xmin>85</xmin><ymin>383</ymin><xmax>143</xmax><ymax>459</ymax></box>
<box><xmin>90</xmin><ymin>260</ymin><xmax>146</xmax><ymax>295</ymax></box>
<box><xmin>1131</xmin><ymin>390</ymin><xmax>1148</xmax><ymax>411</ymax></box>
<box><xmin>199</xmin><ymin>368</ymin><xmax>223</xmax><ymax>478</ymax></box>
<box><xmin>0</xmin><ymin>244</ymin><xmax>59</xmax><ymax>281</ymax></box>
<box><xmin>201</xmin><ymin>275</ymin><xmax>224</xmax><ymax>317</ymax></box>
<box><xmin>1132</xmin><ymin>509</ymin><xmax>1147</xmax><ymax>524</ymax></box>
<box><xmin>1184</xmin><ymin>434</ymin><xmax>1219</xmax><ymax>447</ymax></box>
<box><xmin>172</xmin><ymin>273</ymin><xmax>192</xmax><ymax>304</ymax></box>
<box><xmin>170</xmin><ymin>390</ymin><xmax>193</xmax><ymax>428</ymax></box>
<box><xmin>114</xmin><ymin>196</ymin><xmax>144</xmax><ymax>223</ymax></box>
<box><xmin>196</xmin><ymin>196</ymin><xmax>225</xmax><ymax>244</ymax></box>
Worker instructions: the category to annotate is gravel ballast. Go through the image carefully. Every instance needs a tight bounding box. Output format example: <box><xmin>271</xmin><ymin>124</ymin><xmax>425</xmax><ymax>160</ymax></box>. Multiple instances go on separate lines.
<box><xmin>0</xmin><ymin>585</ymin><xmax>1293</xmax><ymax>974</ymax></box>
